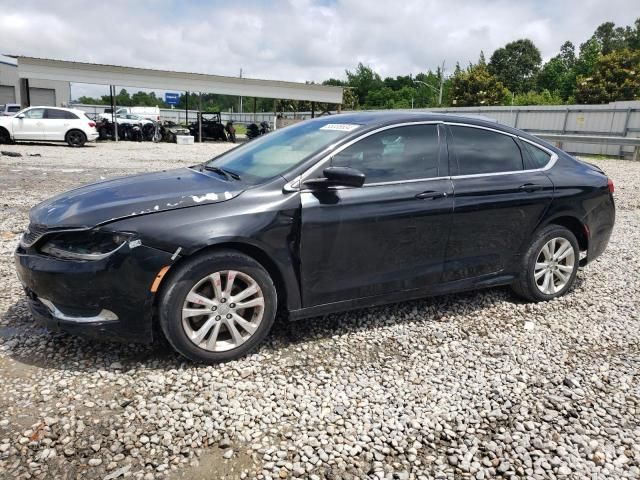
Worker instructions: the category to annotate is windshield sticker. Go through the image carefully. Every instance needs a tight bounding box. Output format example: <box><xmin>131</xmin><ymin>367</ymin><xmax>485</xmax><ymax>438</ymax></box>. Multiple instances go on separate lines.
<box><xmin>319</xmin><ymin>124</ymin><xmax>360</xmax><ymax>132</ymax></box>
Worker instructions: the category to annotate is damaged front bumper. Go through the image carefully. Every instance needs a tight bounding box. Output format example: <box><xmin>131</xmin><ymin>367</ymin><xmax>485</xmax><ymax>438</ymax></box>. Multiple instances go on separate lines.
<box><xmin>14</xmin><ymin>242</ymin><xmax>174</xmax><ymax>343</ymax></box>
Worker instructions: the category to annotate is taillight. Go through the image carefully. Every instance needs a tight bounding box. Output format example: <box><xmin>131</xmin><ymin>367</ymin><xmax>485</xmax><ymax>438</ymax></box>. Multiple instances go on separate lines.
<box><xmin>88</xmin><ymin>121</ymin><xmax>96</xmax><ymax>128</ymax></box>
<box><xmin>607</xmin><ymin>178</ymin><xmax>614</xmax><ymax>194</ymax></box>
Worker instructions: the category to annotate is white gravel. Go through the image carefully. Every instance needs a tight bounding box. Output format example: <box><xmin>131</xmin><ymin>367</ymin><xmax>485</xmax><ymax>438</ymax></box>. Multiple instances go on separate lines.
<box><xmin>0</xmin><ymin>142</ymin><xmax>638</xmax><ymax>480</ymax></box>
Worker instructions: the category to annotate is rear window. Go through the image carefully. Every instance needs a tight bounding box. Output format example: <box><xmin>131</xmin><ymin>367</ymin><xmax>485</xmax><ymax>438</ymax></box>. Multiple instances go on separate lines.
<box><xmin>450</xmin><ymin>126</ymin><xmax>524</xmax><ymax>175</ymax></box>
<box><xmin>522</xmin><ymin>141</ymin><xmax>552</xmax><ymax>169</ymax></box>
<box><xmin>8</xmin><ymin>105</ymin><xmax>20</xmax><ymax>113</ymax></box>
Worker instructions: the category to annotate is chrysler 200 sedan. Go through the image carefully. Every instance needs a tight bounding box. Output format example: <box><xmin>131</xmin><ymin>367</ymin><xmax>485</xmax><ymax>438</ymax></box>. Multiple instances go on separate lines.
<box><xmin>15</xmin><ymin>112</ymin><xmax>615</xmax><ymax>363</ymax></box>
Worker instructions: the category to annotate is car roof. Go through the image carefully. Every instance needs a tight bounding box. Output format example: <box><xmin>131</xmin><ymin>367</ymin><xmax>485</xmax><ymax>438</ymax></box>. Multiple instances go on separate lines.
<box><xmin>28</xmin><ymin>106</ymin><xmax>86</xmax><ymax>115</ymax></box>
<box><xmin>320</xmin><ymin>110</ymin><xmax>546</xmax><ymax>146</ymax></box>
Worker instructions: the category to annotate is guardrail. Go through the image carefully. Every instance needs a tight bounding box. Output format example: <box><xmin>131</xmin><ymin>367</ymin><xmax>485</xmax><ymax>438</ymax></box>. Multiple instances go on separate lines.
<box><xmin>531</xmin><ymin>132</ymin><xmax>640</xmax><ymax>160</ymax></box>
<box><xmin>531</xmin><ymin>133</ymin><xmax>640</xmax><ymax>146</ymax></box>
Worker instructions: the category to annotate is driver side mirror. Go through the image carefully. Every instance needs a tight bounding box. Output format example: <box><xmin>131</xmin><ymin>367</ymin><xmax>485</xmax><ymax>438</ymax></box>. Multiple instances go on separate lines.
<box><xmin>15</xmin><ymin>114</ymin><xmax>24</xmax><ymax>119</ymax></box>
<box><xmin>302</xmin><ymin>166</ymin><xmax>365</xmax><ymax>189</ymax></box>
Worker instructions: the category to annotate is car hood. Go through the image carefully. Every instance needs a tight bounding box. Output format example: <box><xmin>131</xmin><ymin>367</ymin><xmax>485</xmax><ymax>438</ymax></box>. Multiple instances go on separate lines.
<box><xmin>29</xmin><ymin>167</ymin><xmax>243</xmax><ymax>228</ymax></box>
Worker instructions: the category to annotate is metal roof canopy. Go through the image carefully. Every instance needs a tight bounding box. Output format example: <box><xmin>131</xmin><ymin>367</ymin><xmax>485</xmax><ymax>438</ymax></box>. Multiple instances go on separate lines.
<box><xmin>13</xmin><ymin>56</ymin><xmax>343</xmax><ymax>104</ymax></box>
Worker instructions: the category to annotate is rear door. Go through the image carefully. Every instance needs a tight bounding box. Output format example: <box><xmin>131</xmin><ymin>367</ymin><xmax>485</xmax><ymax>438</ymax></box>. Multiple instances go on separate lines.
<box><xmin>299</xmin><ymin>123</ymin><xmax>454</xmax><ymax>307</ymax></box>
<box><xmin>12</xmin><ymin>108</ymin><xmax>46</xmax><ymax>140</ymax></box>
<box><xmin>443</xmin><ymin>124</ymin><xmax>554</xmax><ymax>281</ymax></box>
<box><xmin>43</xmin><ymin>108</ymin><xmax>77</xmax><ymax>141</ymax></box>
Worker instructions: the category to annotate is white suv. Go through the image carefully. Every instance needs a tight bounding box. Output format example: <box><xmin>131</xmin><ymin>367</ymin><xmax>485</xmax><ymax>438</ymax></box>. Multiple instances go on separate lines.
<box><xmin>0</xmin><ymin>106</ymin><xmax>99</xmax><ymax>147</ymax></box>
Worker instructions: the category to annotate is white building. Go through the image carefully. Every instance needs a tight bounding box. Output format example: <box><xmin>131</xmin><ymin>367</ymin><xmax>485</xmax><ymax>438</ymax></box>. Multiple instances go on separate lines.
<box><xmin>0</xmin><ymin>55</ymin><xmax>70</xmax><ymax>107</ymax></box>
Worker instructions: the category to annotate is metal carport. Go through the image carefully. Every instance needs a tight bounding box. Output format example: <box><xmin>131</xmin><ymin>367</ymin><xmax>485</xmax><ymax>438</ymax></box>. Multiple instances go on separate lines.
<box><xmin>11</xmin><ymin>56</ymin><xmax>344</xmax><ymax>141</ymax></box>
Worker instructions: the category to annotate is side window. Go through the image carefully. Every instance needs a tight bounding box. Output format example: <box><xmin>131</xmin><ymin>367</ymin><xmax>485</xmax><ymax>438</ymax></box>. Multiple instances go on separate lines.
<box><xmin>45</xmin><ymin>109</ymin><xmax>77</xmax><ymax>119</ymax></box>
<box><xmin>23</xmin><ymin>108</ymin><xmax>45</xmax><ymax>119</ymax></box>
<box><xmin>8</xmin><ymin>105</ymin><xmax>20</xmax><ymax>113</ymax></box>
<box><xmin>522</xmin><ymin>141</ymin><xmax>552</xmax><ymax>169</ymax></box>
<box><xmin>331</xmin><ymin>125</ymin><xmax>440</xmax><ymax>184</ymax></box>
<box><xmin>450</xmin><ymin>126</ymin><xmax>524</xmax><ymax>175</ymax></box>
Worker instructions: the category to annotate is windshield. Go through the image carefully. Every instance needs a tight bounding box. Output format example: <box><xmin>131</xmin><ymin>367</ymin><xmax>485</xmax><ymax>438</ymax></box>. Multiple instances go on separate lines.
<box><xmin>204</xmin><ymin>118</ymin><xmax>361</xmax><ymax>185</ymax></box>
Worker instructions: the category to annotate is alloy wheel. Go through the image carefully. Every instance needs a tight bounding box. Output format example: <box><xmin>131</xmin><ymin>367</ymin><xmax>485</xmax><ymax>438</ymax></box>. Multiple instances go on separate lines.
<box><xmin>181</xmin><ymin>270</ymin><xmax>265</xmax><ymax>352</ymax></box>
<box><xmin>534</xmin><ymin>237</ymin><xmax>576</xmax><ymax>295</ymax></box>
<box><xmin>67</xmin><ymin>131</ymin><xmax>84</xmax><ymax>146</ymax></box>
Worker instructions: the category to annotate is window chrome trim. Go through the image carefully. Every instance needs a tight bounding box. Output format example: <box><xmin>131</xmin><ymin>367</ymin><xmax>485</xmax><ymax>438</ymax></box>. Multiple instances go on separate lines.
<box><xmin>284</xmin><ymin>121</ymin><xmax>443</xmax><ymax>191</ymax></box>
<box><xmin>445</xmin><ymin>122</ymin><xmax>558</xmax><ymax>179</ymax></box>
<box><xmin>284</xmin><ymin>120</ymin><xmax>558</xmax><ymax>191</ymax></box>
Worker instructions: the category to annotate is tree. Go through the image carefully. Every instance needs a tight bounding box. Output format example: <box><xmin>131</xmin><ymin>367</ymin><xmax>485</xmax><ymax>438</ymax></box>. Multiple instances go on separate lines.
<box><xmin>574</xmin><ymin>38</ymin><xmax>602</xmax><ymax>78</ymax></box>
<box><xmin>536</xmin><ymin>41</ymin><xmax>576</xmax><ymax>99</ymax></box>
<box><xmin>624</xmin><ymin>18</ymin><xmax>640</xmax><ymax>50</ymax></box>
<box><xmin>591</xmin><ymin>21</ymin><xmax>628</xmax><ymax>55</ymax></box>
<box><xmin>488</xmin><ymin>39</ymin><xmax>542</xmax><ymax>93</ymax></box>
<box><xmin>450</xmin><ymin>63</ymin><xmax>510</xmax><ymax>107</ymax></box>
<box><xmin>575</xmin><ymin>48</ymin><xmax>640</xmax><ymax>104</ymax></box>
<box><xmin>345</xmin><ymin>63</ymin><xmax>383</xmax><ymax>106</ymax></box>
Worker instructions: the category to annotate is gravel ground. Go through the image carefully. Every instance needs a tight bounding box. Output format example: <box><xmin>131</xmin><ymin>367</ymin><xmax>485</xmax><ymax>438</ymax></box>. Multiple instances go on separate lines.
<box><xmin>0</xmin><ymin>142</ymin><xmax>638</xmax><ymax>480</ymax></box>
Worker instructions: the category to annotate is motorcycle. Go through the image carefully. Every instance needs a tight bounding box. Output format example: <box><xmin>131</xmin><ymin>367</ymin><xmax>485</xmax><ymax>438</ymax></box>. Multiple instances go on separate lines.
<box><xmin>246</xmin><ymin>121</ymin><xmax>272</xmax><ymax>140</ymax></box>
<box><xmin>225</xmin><ymin>121</ymin><xmax>236</xmax><ymax>143</ymax></box>
<box><xmin>142</xmin><ymin>121</ymin><xmax>162</xmax><ymax>142</ymax></box>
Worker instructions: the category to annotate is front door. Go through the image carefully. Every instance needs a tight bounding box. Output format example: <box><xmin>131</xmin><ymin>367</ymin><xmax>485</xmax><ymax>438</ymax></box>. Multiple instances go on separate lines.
<box><xmin>443</xmin><ymin>124</ymin><xmax>555</xmax><ymax>281</ymax></box>
<box><xmin>12</xmin><ymin>108</ymin><xmax>46</xmax><ymax>140</ymax></box>
<box><xmin>300</xmin><ymin>123</ymin><xmax>454</xmax><ymax>307</ymax></box>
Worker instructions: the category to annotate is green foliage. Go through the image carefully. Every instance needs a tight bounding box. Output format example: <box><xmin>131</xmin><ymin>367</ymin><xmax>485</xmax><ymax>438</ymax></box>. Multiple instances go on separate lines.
<box><xmin>450</xmin><ymin>63</ymin><xmax>510</xmax><ymax>107</ymax></box>
<box><xmin>345</xmin><ymin>63</ymin><xmax>383</xmax><ymax>106</ymax></box>
<box><xmin>575</xmin><ymin>48</ymin><xmax>640</xmax><ymax>104</ymax></box>
<box><xmin>488</xmin><ymin>39</ymin><xmax>542</xmax><ymax>93</ymax></box>
<box><xmin>513</xmin><ymin>90</ymin><xmax>564</xmax><ymax>106</ymax></box>
<box><xmin>536</xmin><ymin>41</ymin><xmax>576</xmax><ymax>100</ymax></box>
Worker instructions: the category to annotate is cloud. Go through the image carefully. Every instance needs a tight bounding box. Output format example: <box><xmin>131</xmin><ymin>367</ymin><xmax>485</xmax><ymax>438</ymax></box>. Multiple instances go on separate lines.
<box><xmin>0</xmin><ymin>0</ymin><xmax>637</xmax><ymax>96</ymax></box>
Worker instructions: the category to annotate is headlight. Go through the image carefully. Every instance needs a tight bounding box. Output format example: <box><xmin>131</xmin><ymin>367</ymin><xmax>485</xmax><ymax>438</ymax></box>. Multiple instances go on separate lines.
<box><xmin>39</xmin><ymin>230</ymin><xmax>133</xmax><ymax>260</ymax></box>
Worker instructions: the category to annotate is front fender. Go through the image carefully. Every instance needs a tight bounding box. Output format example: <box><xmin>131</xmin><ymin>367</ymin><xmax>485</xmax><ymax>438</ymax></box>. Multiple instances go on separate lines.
<box><xmin>106</xmin><ymin>188</ymin><xmax>303</xmax><ymax>311</ymax></box>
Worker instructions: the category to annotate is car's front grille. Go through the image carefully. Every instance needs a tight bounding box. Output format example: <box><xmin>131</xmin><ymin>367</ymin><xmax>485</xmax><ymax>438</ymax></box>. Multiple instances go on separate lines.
<box><xmin>20</xmin><ymin>224</ymin><xmax>49</xmax><ymax>247</ymax></box>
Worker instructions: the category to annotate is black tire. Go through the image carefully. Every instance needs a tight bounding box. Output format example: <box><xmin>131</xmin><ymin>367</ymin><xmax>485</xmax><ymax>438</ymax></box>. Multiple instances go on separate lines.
<box><xmin>511</xmin><ymin>224</ymin><xmax>580</xmax><ymax>302</ymax></box>
<box><xmin>65</xmin><ymin>130</ymin><xmax>86</xmax><ymax>147</ymax></box>
<box><xmin>159</xmin><ymin>250</ymin><xmax>277</xmax><ymax>363</ymax></box>
<box><xmin>0</xmin><ymin>127</ymin><xmax>10</xmax><ymax>144</ymax></box>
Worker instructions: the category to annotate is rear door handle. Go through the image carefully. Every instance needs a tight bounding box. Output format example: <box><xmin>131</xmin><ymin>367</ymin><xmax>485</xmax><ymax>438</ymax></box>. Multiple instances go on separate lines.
<box><xmin>415</xmin><ymin>191</ymin><xmax>447</xmax><ymax>200</ymax></box>
<box><xmin>519</xmin><ymin>183</ymin><xmax>544</xmax><ymax>192</ymax></box>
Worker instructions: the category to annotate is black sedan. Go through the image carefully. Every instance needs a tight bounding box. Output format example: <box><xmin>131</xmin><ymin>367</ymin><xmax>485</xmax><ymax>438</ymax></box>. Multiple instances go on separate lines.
<box><xmin>15</xmin><ymin>112</ymin><xmax>615</xmax><ymax>363</ymax></box>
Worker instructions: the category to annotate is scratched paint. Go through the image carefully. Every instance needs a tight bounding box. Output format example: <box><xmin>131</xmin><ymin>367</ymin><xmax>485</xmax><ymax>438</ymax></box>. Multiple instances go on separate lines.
<box><xmin>191</xmin><ymin>193</ymin><xmax>219</xmax><ymax>203</ymax></box>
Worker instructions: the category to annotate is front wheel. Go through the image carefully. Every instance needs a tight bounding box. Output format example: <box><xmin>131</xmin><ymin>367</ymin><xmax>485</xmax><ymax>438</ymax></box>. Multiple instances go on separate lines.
<box><xmin>66</xmin><ymin>130</ymin><xmax>86</xmax><ymax>147</ymax></box>
<box><xmin>159</xmin><ymin>250</ymin><xmax>277</xmax><ymax>363</ymax></box>
<box><xmin>512</xmin><ymin>225</ymin><xmax>580</xmax><ymax>302</ymax></box>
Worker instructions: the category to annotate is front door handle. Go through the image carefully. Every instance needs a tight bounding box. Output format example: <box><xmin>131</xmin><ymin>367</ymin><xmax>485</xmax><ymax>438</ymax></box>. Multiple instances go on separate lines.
<box><xmin>415</xmin><ymin>191</ymin><xmax>447</xmax><ymax>200</ymax></box>
<box><xmin>518</xmin><ymin>183</ymin><xmax>544</xmax><ymax>193</ymax></box>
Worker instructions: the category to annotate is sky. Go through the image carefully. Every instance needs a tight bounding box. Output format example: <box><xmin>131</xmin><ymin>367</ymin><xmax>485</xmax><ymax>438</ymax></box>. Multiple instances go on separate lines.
<box><xmin>1</xmin><ymin>0</ymin><xmax>638</xmax><ymax>100</ymax></box>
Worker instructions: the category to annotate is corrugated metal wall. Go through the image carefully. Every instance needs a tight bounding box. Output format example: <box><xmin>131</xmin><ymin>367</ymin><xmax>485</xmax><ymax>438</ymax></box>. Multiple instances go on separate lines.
<box><xmin>427</xmin><ymin>102</ymin><xmax>640</xmax><ymax>158</ymax></box>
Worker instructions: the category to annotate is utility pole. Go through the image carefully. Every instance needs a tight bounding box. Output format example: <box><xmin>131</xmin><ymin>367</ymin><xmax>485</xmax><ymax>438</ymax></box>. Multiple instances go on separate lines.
<box><xmin>438</xmin><ymin>60</ymin><xmax>445</xmax><ymax>106</ymax></box>
<box><xmin>239</xmin><ymin>68</ymin><xmax>243</xmax><ymax>115</ymax></box>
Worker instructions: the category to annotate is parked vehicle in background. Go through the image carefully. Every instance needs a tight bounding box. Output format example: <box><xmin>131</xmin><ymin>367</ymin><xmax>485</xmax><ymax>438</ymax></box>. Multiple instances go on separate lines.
<box><xmin>246</xmin><ymin>121</ymin><xmax>271</xmax><ymax>140</ymax></box>
<box><xmin>0</xmin><ymin>103</ymin><xmax>21</xmax><ymax>116</ymax></box>
<box><xmin>14</xmin><ymin>112</ymin><xmax>615</xmax><ymax>363</ymax></box>
<box><xmin>116</xmin><ymin>114</ymin><xmax>153</xmax><ymax>125</ymax></box>
<box><xmin>189</xmin><ymin>112</ymin><xmax>228</xmax><ymax>142</ymax></box>
<box><xmin>0</xmin><ymin>106</ymin><xmax>98</xmax><ymax>147</ymax></box>
<box><xmin>161</xmin><ymin>122</ymin><xmax>190</xmax><ymax>143</ymax></box>
<box><xmin>99</xmin><ymin>106</ymin><xmax>160</xmax><ymax>122</ymax></box>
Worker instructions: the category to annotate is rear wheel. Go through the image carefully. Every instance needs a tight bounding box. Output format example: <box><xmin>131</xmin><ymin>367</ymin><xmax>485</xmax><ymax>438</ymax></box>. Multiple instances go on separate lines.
<box><xmin>66</xmin><ymin>130</ymin><xmax>86</xmax><ymax>147</ymax></box>
<box><xmin>159</xmin><ymin>250</ymin><xmax>277</xmax><ymax>363</ymax></box>
<box><xmin>512</xmin><ymin>225</ymin><xmax>580</xmax><ymax>302</ymax></box>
